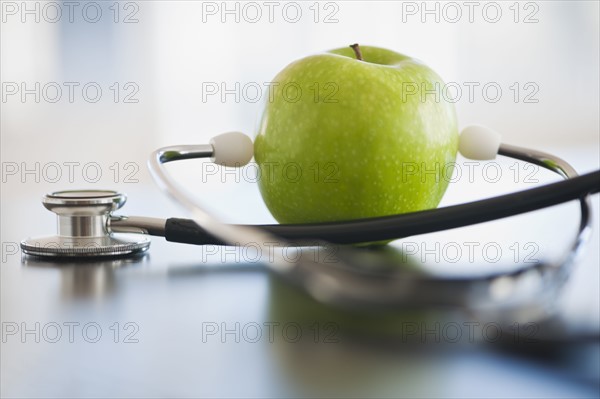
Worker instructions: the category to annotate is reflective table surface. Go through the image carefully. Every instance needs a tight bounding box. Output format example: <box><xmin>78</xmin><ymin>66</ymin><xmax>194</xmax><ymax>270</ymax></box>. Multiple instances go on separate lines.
<box><xmin>2</xmin><ymin>153</ymin><xmax>599</xmax><ymax>398</ymax></box>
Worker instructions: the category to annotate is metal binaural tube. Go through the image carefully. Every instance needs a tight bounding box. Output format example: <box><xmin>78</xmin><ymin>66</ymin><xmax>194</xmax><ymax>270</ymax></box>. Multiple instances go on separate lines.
<box><xmin>147</xmin><ymin>143</ymin><xmax>298</xmax><ymax>274</ymax></box>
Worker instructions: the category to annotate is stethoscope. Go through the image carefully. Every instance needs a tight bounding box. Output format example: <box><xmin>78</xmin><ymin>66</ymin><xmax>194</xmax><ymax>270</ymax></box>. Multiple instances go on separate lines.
<box><xmin>21</xmin><ymin>125</ymin><xmax>600</xmax><ymax>315</ymax></box>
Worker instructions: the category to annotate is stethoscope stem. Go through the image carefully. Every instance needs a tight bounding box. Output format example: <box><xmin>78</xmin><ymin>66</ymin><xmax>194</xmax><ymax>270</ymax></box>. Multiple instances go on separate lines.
<box><xmin>109</xmin><ymin>216</ymin><xmax>167</xmax><ymax>236</ymax></box>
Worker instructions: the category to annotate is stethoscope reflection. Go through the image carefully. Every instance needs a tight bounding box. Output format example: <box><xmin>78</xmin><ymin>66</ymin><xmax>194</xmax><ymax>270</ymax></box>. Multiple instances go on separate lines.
<box><xmin>161</xmin><ymin>243</ymin><xmax>561</xmax><ymax>332</ymax></box>
<box><xmin>22</xmin><ymin>253</ymin><xmax>149</xmax><ymax>300</ymax></box>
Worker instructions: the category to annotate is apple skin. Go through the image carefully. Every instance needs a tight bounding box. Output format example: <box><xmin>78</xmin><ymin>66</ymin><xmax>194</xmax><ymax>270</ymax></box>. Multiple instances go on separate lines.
<box><xmin>254</xmin><ymin>46</ymin><xmax>458</xmax><ymax>227</ymax></box>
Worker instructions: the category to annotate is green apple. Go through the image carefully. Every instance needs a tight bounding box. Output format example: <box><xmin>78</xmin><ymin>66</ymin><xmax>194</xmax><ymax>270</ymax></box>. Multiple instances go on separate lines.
<box><xmin>254</xmin><ymin>45</ymin><xmax>458</xmax><ymax>228</ymax></box>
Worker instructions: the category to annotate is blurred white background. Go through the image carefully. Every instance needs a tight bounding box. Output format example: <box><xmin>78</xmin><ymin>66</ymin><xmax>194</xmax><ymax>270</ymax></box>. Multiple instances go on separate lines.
<box><xmin>1</xmin><ymin>0</ymin><xmax>599</xmax><ymax>222</ymax></box>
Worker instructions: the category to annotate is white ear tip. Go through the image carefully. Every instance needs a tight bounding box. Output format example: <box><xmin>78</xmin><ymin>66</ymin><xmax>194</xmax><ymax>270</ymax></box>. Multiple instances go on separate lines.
<box><xmin>459</xmin><ymin>125</ymin><xmax>502</xmax><ymax>160</ymax></box>
<box><xmin>210</xmin><ymin>132</ymin><xmax>254</xmax><ymax>167</ymax></box>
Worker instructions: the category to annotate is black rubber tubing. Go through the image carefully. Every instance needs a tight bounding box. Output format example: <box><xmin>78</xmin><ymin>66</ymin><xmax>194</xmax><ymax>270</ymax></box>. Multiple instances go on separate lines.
<box><xmin>164</xmin><ymin>170</ymin><xmax>600</xmax><ymax>246</ymax></box>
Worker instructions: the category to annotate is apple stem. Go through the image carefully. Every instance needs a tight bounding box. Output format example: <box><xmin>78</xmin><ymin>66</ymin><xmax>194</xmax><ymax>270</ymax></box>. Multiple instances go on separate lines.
<box><xmin>350</xmin><ymin>43</ymin><xmax>363</xmax><ymax>61</ymax></box>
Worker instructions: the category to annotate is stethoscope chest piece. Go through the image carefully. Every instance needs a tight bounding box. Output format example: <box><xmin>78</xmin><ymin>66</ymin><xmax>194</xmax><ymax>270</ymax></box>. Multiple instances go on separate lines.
<box><xmin>20</xmin><ymin>190</ymin><xmax>150</xmax><ymax>258</ymax></box>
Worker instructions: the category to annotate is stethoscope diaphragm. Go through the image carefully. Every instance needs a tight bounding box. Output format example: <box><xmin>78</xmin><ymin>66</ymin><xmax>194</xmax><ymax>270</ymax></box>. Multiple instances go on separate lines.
<box><xmin>21</xmin><ymin>190</ymin><xmax>150</xmax><ymax>257</ymax></box>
